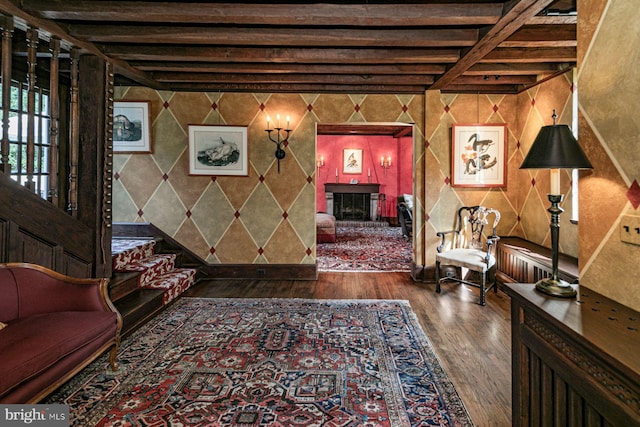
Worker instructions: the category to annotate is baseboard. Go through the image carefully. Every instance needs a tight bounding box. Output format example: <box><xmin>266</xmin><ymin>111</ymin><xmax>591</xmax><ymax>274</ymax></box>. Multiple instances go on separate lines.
<box><xmin>201</xmin><ymin>263</ymin><xmax>318</xmax><ymax>280</ymax></box>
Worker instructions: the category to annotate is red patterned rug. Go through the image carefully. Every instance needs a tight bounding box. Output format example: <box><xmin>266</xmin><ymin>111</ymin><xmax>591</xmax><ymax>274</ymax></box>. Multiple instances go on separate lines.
<box><xmin>317</xmin><ymin>226</ymin><xmax>412</xmax><ymax>272</ymax></box>
<box><xmin>46</xmin><ymin>298</ymin><xmax>473</xmax><ymax>426</ymax></box>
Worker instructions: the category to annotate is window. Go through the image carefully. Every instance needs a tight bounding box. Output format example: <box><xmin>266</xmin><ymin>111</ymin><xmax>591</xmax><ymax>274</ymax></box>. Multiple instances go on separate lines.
<box><xmin>0</xmin><ymin>80</ymin><xmax>51</xmax><ymax>200</ymax></box>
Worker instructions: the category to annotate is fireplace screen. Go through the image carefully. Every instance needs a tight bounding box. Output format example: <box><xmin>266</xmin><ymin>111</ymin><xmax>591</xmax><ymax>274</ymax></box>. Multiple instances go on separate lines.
<box><xmin>333</xmin><ymin>193</ymin><xmax>371</xmax><ymax>220</ymax></box>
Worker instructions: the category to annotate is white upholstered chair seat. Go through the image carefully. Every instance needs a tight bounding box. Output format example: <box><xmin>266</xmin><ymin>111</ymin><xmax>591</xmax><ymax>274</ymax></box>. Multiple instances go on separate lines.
<box><xmin>436</xmin><ymin>249</ymin><xmax>495</xmax><ymax>272</ymax></box>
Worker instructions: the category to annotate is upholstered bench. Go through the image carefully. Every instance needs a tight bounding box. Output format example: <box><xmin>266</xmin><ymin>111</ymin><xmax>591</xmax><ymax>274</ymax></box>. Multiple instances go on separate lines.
<box><xmin>316</xmin><ymin>213</ymin><xmax>336</xmax><ymax>243</ymax></box>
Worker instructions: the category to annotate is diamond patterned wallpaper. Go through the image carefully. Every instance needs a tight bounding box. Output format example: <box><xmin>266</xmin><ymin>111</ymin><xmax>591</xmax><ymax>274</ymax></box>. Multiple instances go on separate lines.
<box><xmin>113</xmin><ymin>89</ymin><xmax>425</xmax><ymax>266</ymax></box>
<box><xmin>424</xmin><ymin>74</ymin><xmax>577</xmax><ymax>269</ymax></box>
<box><xmin>577</xmin><ymin>0</ymin><xmax>640</xmax><ymax>311</ymax></box>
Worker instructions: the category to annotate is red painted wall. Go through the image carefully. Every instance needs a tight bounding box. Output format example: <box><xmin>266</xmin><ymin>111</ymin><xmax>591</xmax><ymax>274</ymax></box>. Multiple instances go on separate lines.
<box><xmin>316</xmin><ymin>134</ymin><xmax>412</xmax><ymax>219</ymax></box>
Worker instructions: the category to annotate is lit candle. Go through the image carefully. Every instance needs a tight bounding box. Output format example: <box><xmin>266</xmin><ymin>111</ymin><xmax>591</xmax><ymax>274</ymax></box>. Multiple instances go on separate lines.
<box><xmin>266</xmin><ymin>115</ymin><xmax>271</xmax><ymax>130</ymax></box>
<box><xmin>286</xmin><ymin>115</ymin><xmax>290</xmax><ymax>130</ymax></box>
<box><xmin>388</xmin><ymin>157</ymin><xmax>391</xmax><ymax>167</ymax></box>
<box><xmin>336</xmin><ymin>168</ymin><xmax>338</xmax><ymax>177</ymax></box>
<box><xmin>276</xmin><ymin>114</ymin><xmax>280</xmax><ymax>129</ymax></box>
<box><xmin>368</xmin><ymin>168</ymin><xmax>370</xmax><ymax>177</ymax></box>
<box><xmin>550</xmin><ymin>169</ymin><xmax>561</xmax><ymax>195</ymax></box>
<box><xmin>381</xmin><ymin>156</ymin><xmax>384</xmax><ymax>166</ymax></box>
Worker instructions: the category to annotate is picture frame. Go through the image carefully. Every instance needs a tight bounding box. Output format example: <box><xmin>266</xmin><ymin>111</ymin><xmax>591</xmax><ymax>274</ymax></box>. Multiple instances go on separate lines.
<box><xmin>342</xmin><ymin>148</ymin><xmax>363</xmax><ymax>174</ymax></box>
<box><xmin>113</xmin><ymin>101</ymin><xmax>152</xmax><ymax>153</ymax></box>
<box><xmin>451</xmin><ymin>123</ymin><xmax>507</xmax><ymax>187</ymax></box>
<box><xmin>188</xmin><ymin>125</ymin><xmax>248</xmax><ymax>176</ymax></box>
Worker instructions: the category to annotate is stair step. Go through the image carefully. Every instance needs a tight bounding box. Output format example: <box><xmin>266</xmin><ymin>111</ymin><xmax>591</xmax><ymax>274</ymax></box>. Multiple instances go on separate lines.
<box><xmin>109</xmin><ymin>271</ymin><xmax>140</xmax><ymax>302</ymax></box>
<box><xmin>142</xmin><ymin>268</ymin><xmax>196</xmax><ymax>305</ymax></box>
<box><xmin>112</xmin><ymin>239</ymin><xmax>156</xmax><ymax>271</ymax></box>
<box><xmin>118</xmin><ymin>253</ymin><xmax>176</xmax><ymax>287</ymax></box>
<box><xmin>114</xmin><ymin>288</ymin><xmax>165</xmax><ymax>337</ymax></box>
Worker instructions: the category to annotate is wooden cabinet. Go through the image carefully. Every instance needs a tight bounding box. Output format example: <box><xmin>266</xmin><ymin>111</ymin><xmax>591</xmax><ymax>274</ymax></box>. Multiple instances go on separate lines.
<box><xmin>504</xmin><ymin>284</ymin><xmax>640</xmax><ymax>426</ymax></box>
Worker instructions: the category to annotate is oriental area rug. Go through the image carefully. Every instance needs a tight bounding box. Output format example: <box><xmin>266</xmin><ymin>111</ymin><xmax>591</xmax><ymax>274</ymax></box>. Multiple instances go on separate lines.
<box><xmin>317</xmin><ymin>226</ymin><xmax>412</xmax><ymax>272</ymax></box>
<box><xmin>46</xmin><ymin>298</ymin><xmax>473</xmax><ymax>427</ymax></box>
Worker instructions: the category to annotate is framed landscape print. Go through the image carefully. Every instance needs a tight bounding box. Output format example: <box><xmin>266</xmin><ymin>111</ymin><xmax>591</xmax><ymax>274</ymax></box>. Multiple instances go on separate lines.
<box><xmin>451</xmin><ymin>123</ymin><xmax>507</xmax><ymax>187</ymax></box>
<box><xmin>343</xmin><ymin>148</ymin><xmax>363</xmax><ymax>174</ymax></box>
<box><xmin>113</xmin><ymin>101</ymin><xmax>152</xmax><ymax>153</ymax></box>
<box><xmin>188</xmin><ymin>125</ymin><xmax>248</xmax><ymax>176</ymax></box>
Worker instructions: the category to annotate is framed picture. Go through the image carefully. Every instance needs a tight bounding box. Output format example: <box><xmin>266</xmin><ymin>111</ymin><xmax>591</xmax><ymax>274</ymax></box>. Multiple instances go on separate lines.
<box><xmin>451</xmin><ymin>123</ymin><xmax>507</xmax><ymax>187</ymax></box>
<box><xmin>188</xmin><ymin>125</ymin><xmax>248</xmax><ymax>176</ymax></box>
<box><xmin>113</xmin><ymin>101</ymin><xmax>152</xmax><ymax>153</ymax></box>
<box><xmin>343</xmin><ymin>148</ymin><xmax>363</xmax><ymax>174</ymax></box>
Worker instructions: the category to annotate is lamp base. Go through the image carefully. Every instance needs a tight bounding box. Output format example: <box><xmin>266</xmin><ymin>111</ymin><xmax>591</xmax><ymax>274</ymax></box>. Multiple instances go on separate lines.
<box><xmin>535</xmin><ymin>278</ymin><xmax>577</xmax><ymax>298</ymax></box>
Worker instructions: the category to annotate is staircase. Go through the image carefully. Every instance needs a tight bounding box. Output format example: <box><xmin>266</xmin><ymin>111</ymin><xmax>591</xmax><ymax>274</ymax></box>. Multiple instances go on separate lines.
<box><xmin>110</xmin><ymin>237</ymin><xmax>199</xmax><ymax>336</ymax></box>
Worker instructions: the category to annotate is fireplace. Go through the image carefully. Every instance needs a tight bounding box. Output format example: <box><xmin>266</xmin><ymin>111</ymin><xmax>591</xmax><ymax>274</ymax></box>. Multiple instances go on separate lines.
<box><xmin>334</xmin><ymin>193</ymin><xmax>370</xmax><ymax>220</ymax></box>
<box><xmin>324</xmin><ymin>183</ymin><xmax>380</xmax><ymax>221</ymax></box>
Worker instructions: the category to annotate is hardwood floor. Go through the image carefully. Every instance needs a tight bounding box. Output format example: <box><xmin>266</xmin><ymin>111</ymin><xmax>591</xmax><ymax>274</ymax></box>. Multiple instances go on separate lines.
<box><xmin>183</xmin><ymin>272</ymin><xmax>512</xmax><ymax>426</ymax></box>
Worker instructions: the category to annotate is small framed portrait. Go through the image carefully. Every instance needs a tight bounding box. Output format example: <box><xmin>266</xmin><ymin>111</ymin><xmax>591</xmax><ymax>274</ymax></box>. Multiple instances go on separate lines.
<box><xmin>451</xmin><ymin>124</ymin><xmax>507</xmax><ymax>187</ymax></box>
<box><xmin>343</xmin><ymin>148</ymin><xmax>363</xmax><ymax>174</ymax></box>
<box><xmin>113</xmin><ymin>101</ymin><xmax>152</xmax><ymax>153</ymax></box>
<box><xmin>188</xmin><ymin>125</ymin><xmax>249</xmax><ymax>176</ymax></box>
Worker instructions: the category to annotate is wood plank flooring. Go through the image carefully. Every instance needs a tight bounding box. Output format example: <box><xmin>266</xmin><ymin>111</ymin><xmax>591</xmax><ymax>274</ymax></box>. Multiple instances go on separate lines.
<box><xmin>183</xmin><ymin>272</ymin><xmax>512</xmax><ymax>426</ymax></box>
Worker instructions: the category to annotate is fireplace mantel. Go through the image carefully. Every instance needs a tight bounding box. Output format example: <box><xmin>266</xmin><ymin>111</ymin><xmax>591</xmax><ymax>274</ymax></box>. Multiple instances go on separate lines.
<box><xmin>324</xmin><ymin>183</ymin><xmax>380</xmax><ymax>194</ymax></box>
<box><xmin>324</xmin><ymin>183</ymin><xmax>380</xmax><ymax>221</ymax></box>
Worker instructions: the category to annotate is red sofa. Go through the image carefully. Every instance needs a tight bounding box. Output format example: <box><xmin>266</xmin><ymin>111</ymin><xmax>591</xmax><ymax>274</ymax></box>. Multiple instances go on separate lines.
<box><xmin>0</xmin><ymin>263</ymin><xmax>122</xmax><ymax>403</ymax></box>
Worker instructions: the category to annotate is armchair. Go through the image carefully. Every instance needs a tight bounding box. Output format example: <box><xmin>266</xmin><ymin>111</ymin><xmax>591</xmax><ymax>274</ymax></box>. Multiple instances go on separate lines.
<box><xmin>397</xmin><ymin>194</ymin><xmax>413</xmax><ymax>239</ymax></box>
<box><xmin>435</xmin><ymin>206</ymin><xmax>501</xmax><ymax>306</ymax></box>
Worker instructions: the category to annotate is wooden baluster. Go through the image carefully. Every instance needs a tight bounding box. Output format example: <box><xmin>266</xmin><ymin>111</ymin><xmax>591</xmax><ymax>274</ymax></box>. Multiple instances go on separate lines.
<box><xmin>1</xmin><ymin>15</ymin><xmax>13</xmax><ymax>174</ymax></box>
<box><xmin>48</xmin><ymin>37</ymin><xmax>60</xmax><ymax>205</ymax></box>
<box><xmin>25</xmin><ymin>27</ymin><xmax>38</xmax><ymax>192</ymax></box>
<box><xmin>68</xmin><ymin>48</ymin><xmax>79</xmax><ymax>216</ymax></box>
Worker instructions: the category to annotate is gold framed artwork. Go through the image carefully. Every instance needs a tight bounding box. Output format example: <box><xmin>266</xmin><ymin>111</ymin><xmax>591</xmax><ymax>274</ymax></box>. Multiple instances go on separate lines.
<box><xmin>342</xmin><ymin>148</ymin><xmax>363</xmax><ymax>174</ymax></box>
<box><xmin>451</xmin><ymin>123</ymin><xmax>507</xmax><ymax>187</ymax></box>
<box><xmin>188</xmin><ymin>125</ymin><xmax>249</xmax><ymax>176</ymax></box>
<box><xmin>113</xmin><ymin>101</ymin><xmax>152</xmax><ymax>153</ymax></box>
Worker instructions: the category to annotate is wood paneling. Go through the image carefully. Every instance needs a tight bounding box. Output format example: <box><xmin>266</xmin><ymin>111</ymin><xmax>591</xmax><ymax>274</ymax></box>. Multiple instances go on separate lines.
<box><xmin>506</xmin><ymin>284</ymin><xmax>640</xmax><ymax>427</ymax></box>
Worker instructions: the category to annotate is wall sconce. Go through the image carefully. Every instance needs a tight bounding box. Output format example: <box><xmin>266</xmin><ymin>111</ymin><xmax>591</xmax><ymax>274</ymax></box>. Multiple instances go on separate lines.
<box><xmin>316</xmin><ymin>156</ymin><xmax>325</xmax><ymax>172</ymax></box>
<box><xmin>381</xmin><ymin>156</ymin><xmax>391</xmax><ymax>175</ymax></box>
<box><xmin>266</xmin><ymin>114</ymin><xmax>290</xmax><ymax>173</ymax></box>
<box><xmin>520</xmin><ymin>110</ymin><xmax>592</xmax><ymax>298</ymax></box>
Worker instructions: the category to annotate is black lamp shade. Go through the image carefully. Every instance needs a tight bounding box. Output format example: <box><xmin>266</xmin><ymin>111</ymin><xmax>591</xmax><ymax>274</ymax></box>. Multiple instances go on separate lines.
<box><xmin>520</xmin><ymin>124</ymin><xmax>593</xmax><ymax>170</ymax></box>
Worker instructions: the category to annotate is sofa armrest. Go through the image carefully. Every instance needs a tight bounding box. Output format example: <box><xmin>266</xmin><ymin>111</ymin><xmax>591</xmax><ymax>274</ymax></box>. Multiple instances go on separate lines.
<box><xmin>2</xmin><ymin>263</ymin><xmax>120</xmax><ymax>321</ymax></box>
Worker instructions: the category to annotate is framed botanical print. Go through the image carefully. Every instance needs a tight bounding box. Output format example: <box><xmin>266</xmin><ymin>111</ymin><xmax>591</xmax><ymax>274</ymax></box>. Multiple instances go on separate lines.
<box><xmin>342</xmin><ymin>148</ymin><xmax>363</xmax><ymax>174</ymax></box>
<box><xmin>113</xmin><ymin>101</ymin><xmax>152</xmax><ymax>153</ymax></box>
<box><xmin>451</xmin><ymin>124</ymin><xmax>507</xmax><ymax>187</ymax></box>
<box><xmin>188</xmin><ymin>125</ymin><xmax>249</xmax><ymax>176</ymax></box>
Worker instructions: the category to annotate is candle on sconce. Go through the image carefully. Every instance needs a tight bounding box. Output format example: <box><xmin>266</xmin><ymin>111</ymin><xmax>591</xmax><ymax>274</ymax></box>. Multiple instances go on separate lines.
<box><xmin>368</xmin><ymin>168</ymin><xmax>370</xmax><ymax>177</ymax></box>
<box><xmin>335</xmin><ymin>168</ymin><xmax>338</xmax><ymax>177</ymax></box>
<box><xmin>266</xmin><ymin>116</ymin><xmax>271</xmax><ymax>131</ymax></box>
<box><xmin>381</xmin><ymin>156</ymin><xmax>384</xmax><ymax>166</ymax></box>
<box><xmin>286</xmin><ymin>115</ymin><xmax>290</xmax><ymax>130</ymax></box>
<box><xmin>276</xmin><ymin>114</ymin><xmax>281</xmax><ymax>129</ymax></box>
<box><xmin>550</xmin><ymin>169</ymin><xmax>561</xmax><ymax>195</ymax></box>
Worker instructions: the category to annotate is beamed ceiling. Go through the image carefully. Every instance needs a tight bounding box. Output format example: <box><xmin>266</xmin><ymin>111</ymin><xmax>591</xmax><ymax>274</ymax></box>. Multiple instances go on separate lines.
<box><xmin>1</xmin><ymin>0</ymin><xmax>577</xmax><ymax>94</ymax></box>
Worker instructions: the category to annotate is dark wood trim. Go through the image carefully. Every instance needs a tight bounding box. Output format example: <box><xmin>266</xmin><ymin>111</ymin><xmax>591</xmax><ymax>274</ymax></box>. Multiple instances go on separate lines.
<box><xmin>505</xmin><ymin>284</ymin><xmax>640</xmax><ymax>426</ymax></box>
<box><xmin>202</xmin><ymin>263</ymin><xmax>318</xmax><ymax>281</ymax></box>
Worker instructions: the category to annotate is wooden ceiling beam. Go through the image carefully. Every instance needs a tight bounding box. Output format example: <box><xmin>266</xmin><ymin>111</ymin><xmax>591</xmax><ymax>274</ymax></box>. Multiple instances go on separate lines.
<box><xmin>464</xmin><ymin>62</ymin><xmax>564</xmax><ymax>75</ymax></box>
<box><xmin>451</xmin><ymin>75</ymin><xmax>538</xmax><ymax>85</ymax></box>
<box><xmin>104</xmin><ymin>46</ymin><xmax>461</xmax><ymax>64</ymax></box>
<box><xmin>25</xmin><ymin>1</ymin><xmax>503</xmax><ymax>26</ymax></box>
<box><xmin>132</xmin><ymin>62</ymin><xmax>447</xmax><ymax>75</ymax></box>
<box><xmin>500</xmin><ymin>24</ymin><xmax>576</xmax><ymax>47</ymax></box>
<box><xmin>150</xmin><ymin>72</ymin><xmax>435</xmax><ymax>86</ymax></box>
<box><xmin>429</xmin><ymin>0</ymin><xmax>557</xmax><ymax>90</ymax></box>
<box><xmin>480</xmin><ymin>47</ymin><xmax>575</xmax><ymax>62</ymax></box>
<box><xmin>163</xmin><ymin>82</ymin><xmax>426</xmax><ymax>94</ymax></box>
<box><xmin>69</xmin><ymin>25</ymin><xmax>479</xmax><ymax>48</ymax></box>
